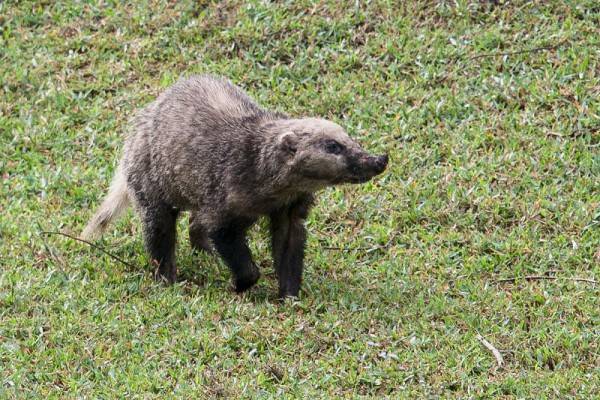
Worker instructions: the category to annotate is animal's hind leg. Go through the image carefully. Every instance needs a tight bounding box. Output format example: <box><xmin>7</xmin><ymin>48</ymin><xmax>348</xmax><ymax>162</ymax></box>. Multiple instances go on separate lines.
<box><xmin>140</xmin><ymin>203</ymin><xmax>179</xmax><ymax>283</ymax></box>
<box><xmin>189</xmin><ymin>212</ymin><xmax>213</xmax><ymax>253</ymax></box>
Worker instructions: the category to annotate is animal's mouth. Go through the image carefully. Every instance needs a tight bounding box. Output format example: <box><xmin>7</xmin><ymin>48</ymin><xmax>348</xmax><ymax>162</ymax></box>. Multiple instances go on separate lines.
<box><xmin>345</xmin><ymin>154</ymin><xmax>389</xmax><ymax>184</ymax></box>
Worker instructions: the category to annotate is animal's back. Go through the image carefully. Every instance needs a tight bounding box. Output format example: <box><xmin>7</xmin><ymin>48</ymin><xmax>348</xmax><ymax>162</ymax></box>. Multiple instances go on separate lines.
<box><xmin>123</xmin><ymin>75</ymin><xmax>269</xmax><ymax>211</ymax></box>
<box><xmin>163</xmin><ymin>75</ymin><xmax>263</xmax><ymax>121</ymax></box>
<box><xmin>136</xmin><ymin>75</ymin><xmax>263</xmax><ymax>143</ymax></box>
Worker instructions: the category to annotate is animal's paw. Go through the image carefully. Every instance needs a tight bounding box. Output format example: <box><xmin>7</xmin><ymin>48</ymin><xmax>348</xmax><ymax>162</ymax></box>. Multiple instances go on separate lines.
<box><xmin>153</xmin><ymin>260</ymin><xmax>177</xmax><ymax>284</ymax></box>
<box><xmin>233</xmin><ymin>267</ymin><xmax>260</xmax><ymax>293</ymax></box>
<box><xmin>189</xmin><ymin>234</ymin><xmax>214</xmax><ymax>254</ymax></box>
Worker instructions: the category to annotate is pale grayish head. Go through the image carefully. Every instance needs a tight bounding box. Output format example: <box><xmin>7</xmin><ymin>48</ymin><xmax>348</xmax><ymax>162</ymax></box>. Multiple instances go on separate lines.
<box><xmin>272</xmin><ymin>118</ymin><xmax>388</xmax><ymax>187</ymax></box>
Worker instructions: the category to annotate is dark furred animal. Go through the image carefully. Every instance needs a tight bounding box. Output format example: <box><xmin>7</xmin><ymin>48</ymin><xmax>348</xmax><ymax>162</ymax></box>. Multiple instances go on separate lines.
<box><xmin>82</xmin><ymin>75</ymin><xmax>388</xmax><ymax>298</ymax></box>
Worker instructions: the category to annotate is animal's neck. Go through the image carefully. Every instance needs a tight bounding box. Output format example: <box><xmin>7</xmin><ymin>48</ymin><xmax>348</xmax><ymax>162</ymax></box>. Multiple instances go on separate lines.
<box><xmin>251</xmin><ymin>121</ymin><xmax>299</xmax><ymax>193</ymax></box>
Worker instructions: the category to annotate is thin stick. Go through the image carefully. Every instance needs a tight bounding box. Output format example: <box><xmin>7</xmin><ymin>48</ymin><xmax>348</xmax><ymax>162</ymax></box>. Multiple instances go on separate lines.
<box><xmin>40</xmin><ymin>231</ymin><xmax>137</xmax><ymax>270</ymax></box>
<box><xmin>476</xmin><ymin>333</ymin><xmax>504</xmax><ymax>368</ymax></box>
<box><xmin>323</xmin><ymin>246</ymin><xmax>374</xmax><ymax>251</ymax></box>
<box><xmin>495</xmin><ymin>275</ymin><xmax>597</xmax><ymax>285</ymax></box>
<box><xmin>39</xmin><ymin>234</ymin><xmax>67</xmax><ymax>270</ymax></box>
<box><xmin>469</xmin><ymin>41</ymin><xmax>566</xmax><ymax>60</ymax></box>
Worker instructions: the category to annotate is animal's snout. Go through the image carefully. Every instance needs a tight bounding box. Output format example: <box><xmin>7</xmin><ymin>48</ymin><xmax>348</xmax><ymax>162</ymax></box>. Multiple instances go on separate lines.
<box><xmin>347</xmin><ymin>152</ymin><xmax>389</xmax><ymax>183</ymax></box>
<box><xmin>373</xmin><ymin>154</ymin><xmax>388</xmax><ymax>173</ymax></box>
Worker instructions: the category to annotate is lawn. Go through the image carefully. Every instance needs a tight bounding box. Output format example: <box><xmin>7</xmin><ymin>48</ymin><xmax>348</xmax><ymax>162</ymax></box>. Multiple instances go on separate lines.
<box><xmin>1</xmin><ymin>0</ymin><xmax>599</xmax><ymax>398</ymax></box>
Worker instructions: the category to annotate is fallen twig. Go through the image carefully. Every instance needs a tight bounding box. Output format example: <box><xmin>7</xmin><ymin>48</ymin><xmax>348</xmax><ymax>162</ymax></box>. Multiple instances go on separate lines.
<box><xmin>40</xmin><ymin>231</ymin><xmax>138</xmax><ymax>270</ymax></box>
<box><xmin>476</xmin><ymin>333</ymin><xmax>504</xmax><ymax>368</ymax></box>
<box><xmin>469</xmin><ymin>41</ymin><xmax>567</xmax><ymax>60</ymax></box>
<box><xmin>322</xmin><ymin>244</ymin><xmax>387</xmax><ymax>252</ymax></box>
<box><xmin>495</xmin><ymin>275</ymin><xmax>597</xmax><ymax>285</ymax></box>
<box><xmin>39</xmin><ymin>234</ymin><xmax>67</xmax><ymax>270</ymax></box>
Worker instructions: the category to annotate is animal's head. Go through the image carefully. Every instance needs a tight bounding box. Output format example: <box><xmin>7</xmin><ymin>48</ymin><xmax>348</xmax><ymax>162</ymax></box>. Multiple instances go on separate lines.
<box><xmin>273</xmin><ymin>118</ymin><xmax>388</xmax><ymax>188</ymax></box>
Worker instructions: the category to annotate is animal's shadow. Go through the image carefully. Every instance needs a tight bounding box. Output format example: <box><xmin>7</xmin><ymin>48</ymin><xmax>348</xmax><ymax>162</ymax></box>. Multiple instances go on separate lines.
<box><xmin>176</xmin><ymin>248</ymin><xmax>280</xmax><ymax>303</ymax></box>
<box><xmin>174</xmin><ymin>241</ymin><xmax>393</xmax><ymax>309</ymax></box>
<box><xmin>100</xmin><ymin>222</ymin><xmax>391</xmax><ymax>308</ymax></box>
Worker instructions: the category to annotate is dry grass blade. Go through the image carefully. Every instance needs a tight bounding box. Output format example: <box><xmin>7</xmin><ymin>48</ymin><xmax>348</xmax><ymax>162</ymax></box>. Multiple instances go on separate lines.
<box><xmin>469</xmin><ymin>40</ymin><xmax>567</xmax><ymax>60</ymax></box>
<box><xmin>495</xmin><ymin>276</ymin><xmax>598</xmax><ymax>285</ymax></box>
<box><xmin>476</xmin><ymin>333</ymin><xmax>504</xmax><ymax>368</ymax></box>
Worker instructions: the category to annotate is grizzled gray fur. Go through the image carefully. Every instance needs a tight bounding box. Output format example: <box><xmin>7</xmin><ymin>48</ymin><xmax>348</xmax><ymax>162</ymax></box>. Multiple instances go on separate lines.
<box><xmin>82</xmin><ymin>75</ymin><xmax>388</xmax><ymax>298</ymax></box>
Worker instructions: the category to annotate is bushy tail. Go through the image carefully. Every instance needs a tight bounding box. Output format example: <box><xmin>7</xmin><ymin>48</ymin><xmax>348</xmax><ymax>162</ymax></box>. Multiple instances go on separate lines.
<box><xmin>81</xmin><ymin>165</ymin><xmax>130</xmax><ymax>240</ymax></box>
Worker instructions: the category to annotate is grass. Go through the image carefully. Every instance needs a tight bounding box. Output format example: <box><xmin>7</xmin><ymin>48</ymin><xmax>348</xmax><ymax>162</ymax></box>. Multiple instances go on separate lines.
<box><xmin>1</xmin><ymin>0</ymin><xmax>599</xmax><ymax>397</ymax></box>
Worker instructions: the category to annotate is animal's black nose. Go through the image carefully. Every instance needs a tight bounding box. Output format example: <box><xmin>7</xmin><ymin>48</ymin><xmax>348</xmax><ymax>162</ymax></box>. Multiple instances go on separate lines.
<box><xmin>374</xmin><ymin>154</ymin><xmax>388</xmax><ymax>173</ymax></box>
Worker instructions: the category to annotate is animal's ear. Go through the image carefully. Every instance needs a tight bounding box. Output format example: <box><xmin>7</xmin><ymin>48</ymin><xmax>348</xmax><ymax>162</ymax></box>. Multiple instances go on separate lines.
<box><xmin>277</xmin><ymin>131</ymin><xmax>298</xmax><ymax>155</ymax></box>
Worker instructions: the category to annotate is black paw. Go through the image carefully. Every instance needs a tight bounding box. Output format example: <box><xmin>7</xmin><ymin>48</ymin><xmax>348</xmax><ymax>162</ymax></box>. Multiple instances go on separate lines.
<box><xmin>190</xmin><ymin>236</ymin><xmax>214</xmax><ymax>254</ymax></box>
<box><xmin>233</xmin><ymin>268</ymin><xmax>260</xmax><ymax>293</ymax></box>
<box><xmin>154</xmin><ymin>270</ymin><xmax>177</xmax><ymax>284</ymax></box>
<box><xmin>153</xmin><ymin>260</ymin><xmax>177</xmax><ymax>284</ymax></box>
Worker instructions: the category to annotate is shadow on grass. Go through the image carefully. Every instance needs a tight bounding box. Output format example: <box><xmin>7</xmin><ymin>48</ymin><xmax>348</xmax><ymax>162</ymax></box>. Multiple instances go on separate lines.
<box><xmin>81</xmin><ymin>235</ymin><xmax>389</xmax><ymax>308</ymax></box>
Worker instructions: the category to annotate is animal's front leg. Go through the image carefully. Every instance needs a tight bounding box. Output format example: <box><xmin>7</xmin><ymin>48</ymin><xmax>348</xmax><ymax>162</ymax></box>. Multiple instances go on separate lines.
<box><xmin>210</xmin><ymin>218</ymin><xmax>259</xmax><ymax>292</ymax></box>
<box><xmin>270</xmin><ymin>195</ymin><xmax>313</xmax><ymax>298</ymax></box>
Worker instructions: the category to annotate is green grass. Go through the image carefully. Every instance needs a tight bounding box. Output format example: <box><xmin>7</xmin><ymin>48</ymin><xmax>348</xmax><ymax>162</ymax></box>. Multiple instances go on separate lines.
<box><xmin>1</xmin><ymin>0</ymin><xmax>599</xmax><ymax>397</ymax></box>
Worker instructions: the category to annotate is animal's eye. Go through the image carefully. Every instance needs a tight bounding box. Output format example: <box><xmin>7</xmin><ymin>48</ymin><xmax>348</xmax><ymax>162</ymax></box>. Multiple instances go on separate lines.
<box><xmin>324</xmin><ymin>141</ymin><xmax>343</xmax><ymax>155</ymax></box>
